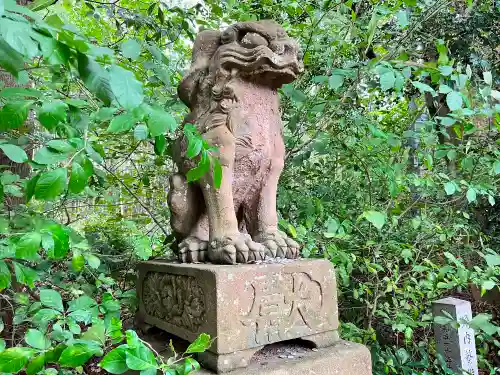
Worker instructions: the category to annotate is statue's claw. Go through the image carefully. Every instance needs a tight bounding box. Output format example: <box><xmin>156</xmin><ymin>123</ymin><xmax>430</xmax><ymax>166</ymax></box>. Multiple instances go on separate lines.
<box><xmin>178</xmin><ymin>236</ymin><xmax>208</xmax><ymax>263</ymax></box>
<box><xmin>255</xmin><ymin>231</ymin><xmax>300</xmax><ymax>259</ymax></box>
<box><xmin>209</xmin><ymin>234</ymin><xmax>264</xmax><ymax>264</ymax></box>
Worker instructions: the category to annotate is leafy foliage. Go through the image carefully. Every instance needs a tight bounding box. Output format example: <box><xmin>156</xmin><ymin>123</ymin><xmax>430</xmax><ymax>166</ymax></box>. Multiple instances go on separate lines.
<box><xmin>0</xmin><ymin>1</ymin><xmax>499</xmax><ymax>375</ymax></box>
<box><xmin>0</xmin><ymin>0</ymin><xmax>211</xmax><ymax>374</ymax></box>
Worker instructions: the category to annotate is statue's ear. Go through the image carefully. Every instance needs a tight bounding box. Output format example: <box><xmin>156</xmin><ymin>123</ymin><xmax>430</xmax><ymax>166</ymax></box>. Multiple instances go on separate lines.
<box><xmin>178</xmin><ymin>30</ymin><xmax>221</xmax><ymax>107</ymax></box>
<box><xmin>191</xmin><ymin>29</ymin><xmax>221</xmax><ymax>68</ymax></box>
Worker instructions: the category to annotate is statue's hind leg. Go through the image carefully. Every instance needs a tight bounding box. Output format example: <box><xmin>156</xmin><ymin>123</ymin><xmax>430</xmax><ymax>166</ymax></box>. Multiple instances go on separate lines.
<box><xmin>168</xmin><ymin>174</ymin><xmax>209</xmax><ymax>262</ymax></box>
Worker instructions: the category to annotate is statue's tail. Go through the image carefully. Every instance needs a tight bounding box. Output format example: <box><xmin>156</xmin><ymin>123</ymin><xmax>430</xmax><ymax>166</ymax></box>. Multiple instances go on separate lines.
<box><xmin>167</xmin><ymin>174</ymin><xmax>203</xmax><ymax>239</ymax></box>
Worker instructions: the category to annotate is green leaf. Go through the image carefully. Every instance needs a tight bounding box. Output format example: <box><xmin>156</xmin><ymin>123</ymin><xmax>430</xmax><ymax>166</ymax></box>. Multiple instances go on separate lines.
<box><xmin>146</xmin><ymin>109</ymin><xmax>177</xmax><ymax>136</ymax></box>
<box><xmin>69</xmin><ymin>163</ymin><xmax>87</xmax><ymax>193</ymax></box>
<box><xmin>186</xmin><ymin>137</ymin><xmax>202</xmax><ymax>158</ymax></box>
<box><xmin>182</xmin><ymin>357</ymin><xmax>200</xmax><ymax>375</ymax></box>
<box><xmin>493</xmin><ymin>160</ymin><xmax>500</xmax><ymax>175</ymax></box>
<box><xmin>107</xmin><ymin>113</ymin><xmax>137</xmax><ymax>133</ymax></box>
<box><xmin>45</xmin><ymin>344</ymin><xmax>68</xmax><ymax>364</ymax></box>
<box><xmin>34</xmin><ymin>168</ymin><xmax>67</xmax><ymax>200</ymax></box>
<box><xmin>134</xmin><ymin>124</ymin><xmax>149</xmax><ymax>140</ymax></box>
<box><xmin>28</xmin><ymin>0</ymin><xmax>57</xmax><ymax>11</ymax></box>
<box><xmin>82</xmin><ymin>322</ymin><xmax>105</xmax><ymax>345</ymax></box>
<box><xmin>0</xmin><ymin>217</ymin><xmax>7</xmax><ymax>234</ymax></box>
<box><xmin>68</xmin><ymin>318</ymin><xmax>81</xmax><ymax>334</ymax></box>
<box><xmin>38</xmin><ymin>102</ymin><xmax>68</xmax><ymax>130</ymax></box>
<box><xmin>0</xmin><ymin>260</ymin><xmax>11</xmax><ymax>291</ymax></box>
<box><xmin>121</xmin><ymin>39</ymin><xmax>141</xmax><ymax>60</ymax></box>
<box><xmin>411</xmin><ymin>81</ymin><xmax>436</xmax><ymax>96</ymax></box>
<box><xmin>0</xmin><ymin>38</ymin><xmax>24</xmax><ymax>78</ymax></box>
<box><xmin>68</xmin><ymin>309</ymin><xmax>93</xmax><ymax>324</ymax></box>
<box><xmin>466</xmin><ymin>188</ymin><xmax>476</xmax><ymax>203</ymax></box>
<box><xmin>470</xmin><ymin>314</ymin><xmax>498</xmax><ymax>335</ymax></box>
<box><xmin>444</xmin><ymin>181</ymin><xmax>456</xmax><ymax>195</ymax></box>
<box><xmin>0</xmin><ymin>339</ymin><xmax>5</xmax><ymax>352</ymax></box>
<box><xmin>99</xmin><ymin>345</ymin><xmax>128</xmax><ymax>374</ymax></box>
<box><xmin>96</xmin><ymin>107</ymin><xmax>117</xmax><ymax>122</ymax></box>
<box><xmin>125</xmin><ymin>345</ymin><xmax>156</xmax><ymax>371</ymax></box>
<box><xmin>213</xmin><ymin>158</ymin><xmax>222</xmax><ymax>189</ymax></box>
<box><xmin>461</xmin><ymin>156</ymin><xmax>474</xmax><ymax>171</ymax></box>
<box><xmin>25</xmin><ymin>329</ymin><xmax>51</xmax><ymax>350</ymax></box>
<box><xmin>396</xmin><ymin>10</ymin><xmax>408</xmax><ymax>28</ymax></box>
<box><xmin>0</xmin><ymin>101</ymin><xmax>32</xmax><ymax>130</ymax></box>
<box><xmin>125</xmin><ymin>330</ymin><xmax>141</xmax><ymax>349</ymax></box>
<box><xmin>141</xmin><ymin>368</ymin><xmax>157</xmax><ymax>375</ymax></box>
<box><xmin>289</xmin><ymin>88</ymin><xmax>307</xmax><ymax>102</ymax></box>
<box><xmin>32</xmin><ymin>308</ymin><xmax>60</xmax><ymax>325</ymax></box>
<box><xmin>483</xmin><ymin>71</ymin><xmax>492</xmax><ymax>86</ymax></box>
<box><xmin>26</xmin><ymin>354</ymin><xmax>45</xmax><ymax>375</ymax></box>
<box><xmin>380</xmin><ymin>71</ymin><xmax>395</xmax><ymax>91</ymax></box>
<box><xmin>68</xmin><ymin>295</ymin><xmax>97</xmax><ymax>312</ymax></box>
<box><xmin>0</xmin><ymin>19</ymin><xmax>39</xmax><ymax>58</ymax></box>
<box><xmin>33</xmin><ymin>147</ymin><xmax>67</xmax><ymax>165</ymax></box>
<box><xmin>365</xmin><ymin>9</ymin><xmax>379</xmax><ymax>52</ymax></box>
<box><xmin>59</xmin><ymin>344</ymin><xmax>102</xmax><ymax>368</ymax></box>
<box><xmin>186</xmin><ymin>158</ymin><xmax>210</xmax><ymax>182</ymax></box>
<box><xmin>439</xmin><ymin>84</ymin><xmax>453</xmax><ymax>94</ymax></box>
<box><xmin>488</xmin><ymin>194</ymin><xmax>495</xmax><ymax>206</ymax></box>
<box><xmin>80</xmin><ymin>157</ymin><xmax>94</xmax><ymax>177</ymax></box>
<box><xmin>45</xmin><ymin>224</ymin><xmax>69</xmax><ymax>259</ymax></box>
<box><xmin>40</xmin><ymin>289</ymin><xmax>64</xmax><ymax>312</ymax></box>
<box><xmin>438</xmin><ymin>66</ymin><xmax>453</xmax><ymax>76</ymax></box>
<box><xmin>446</xmin><ymin>91</ymin><xmax>463</xmax><ymax>111</ymax></box>
<box><xmin>35</xmin><ymin>35</ymin><xmax>70</xmax><ymax>66</ymax></box>
<box><xmin>85</xmin><ymin>254</ymin><xmax>100</xmax><ymax>269</ymax></box>
<box><xmin>484</xmin><ymin>254</ymin><xmax>500</xmax><ymax>267</ymax></box>
<box><xmin>328</xmin><ymin>75</ymin><xmax>344</xmax><ymax>90</ymax></box>
<box><xmin>185</xmin><ymin>333</ymin><xmax>211</xmax><ymax>354</ymax></box>
<box><xmin>0</xmin><ymin>144</ymin><xmax>28</xmax><ymax>163</ymax></box>
<box><xmin>86</xmin><ymin>145</ymin><xmax>104</xmax><ymax>164</ymax></box>
<box><xmin>0</xmin><ymin>347</ymin><xmax>33</xmax><ymax>373</ymax></box>
<box><xmin>15</xmin><ymin>232</ymin><xmax>41</xmax><ymax>260</ymax></box>
<box><xmin>438</xmin><ymin>116</ymin><xmax>456</xmax><ymax>126</ymax></box>
<box><xmin>13</xmin><ymin>262</ymin><xmax>38</xmax><ymax>288</ymax></box>
<box><xmin>47</xmin><ymin>140</ymin><xmax>75</xmax><ymax>153</ymax></box>
<box><xmin>482</xmin><ymin>280</ymin><xmax>496</xmax><ymax>291</ymax></box>
<box><xmin>77</xmin><ymin>53</ymin><xmax>113</xmax><ymax>106</ymax></box>
<box><xmin>154</xmin><ymin>135</ymin><xmax>166</xmax><ymax>155</ymax></box>
<box><xmin>25</xmin><ymin>174</ymin><xmax>40</xmax><ymax>202</ymax></box>
<box><xmin>109</xmin><ymin>65</ymin><xmax>144</xmax><ymax>111</ymax></box>
<box><xmin>362</xmin><ymin>210</ymin><xmax>386</xmax><ymax>230</ymax></box>
<box><xmin>71</xmin><ymin>253</ymin><xmax>85</xmax><ymax>272</ymax></box>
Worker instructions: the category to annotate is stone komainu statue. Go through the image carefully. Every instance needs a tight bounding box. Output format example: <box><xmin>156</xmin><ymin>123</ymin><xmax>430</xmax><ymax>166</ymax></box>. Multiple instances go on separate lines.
<box><xmin>168</xmin><ymin>20</ymin><xmax>303</xmax><ymax>264</ymax></box>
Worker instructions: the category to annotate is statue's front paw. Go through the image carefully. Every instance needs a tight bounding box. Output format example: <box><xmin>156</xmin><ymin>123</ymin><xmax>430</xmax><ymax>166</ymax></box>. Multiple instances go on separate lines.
<box><xmin>209</xmin><ymin>234</ymin><xmax>265</xmax><ymax>264</ymax></box>
<box><xmin>178</xmin><ymin>236</ymin><xmax>208</xmax><ymax>263</ymax></box>
<box><xmin>255</xmin><ymin>231</ymin><xmax>300</xmax><ymax>259</ymax></box>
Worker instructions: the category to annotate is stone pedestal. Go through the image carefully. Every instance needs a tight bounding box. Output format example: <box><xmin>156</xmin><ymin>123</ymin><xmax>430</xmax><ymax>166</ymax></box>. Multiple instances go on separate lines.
<box><xmin>196</xmin><ymin>341</ymin><xmax>372</xmax><ymax>375</ymax></box>
<box><xmin>137</xmin><ymin>259</ymin><xmax>342</xmax><ymax>373</ymax></box>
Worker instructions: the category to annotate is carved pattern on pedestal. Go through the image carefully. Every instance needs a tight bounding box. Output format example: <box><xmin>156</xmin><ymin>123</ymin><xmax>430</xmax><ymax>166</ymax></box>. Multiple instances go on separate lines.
<box><xmin>141</xmin><ymin>272</ymin><xmax>205</xmax><ymax>332</ymax></box>
<box><xmin>240</xmin><ymin>272</ymin><xmax>327</xmax><ymax>345</ymax></box>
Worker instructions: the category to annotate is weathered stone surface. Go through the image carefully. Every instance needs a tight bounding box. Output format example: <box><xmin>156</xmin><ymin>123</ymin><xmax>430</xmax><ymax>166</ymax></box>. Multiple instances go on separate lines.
<box><xmin>432</xmin><ymin>297</ymin><xmax>478</xmax><ymax>375</ymax></box>
<box><xmin>137</xmin><ymin>259</ymin><xmax>339</xmax><ymax>372</ymax></box>
<box><xmin>167</xmin><ymin>20</ymin><xmax>304</xmax><ymax>264</ymax></box>
<box><xmin>196</xmin><ymin>341</ymin><xmax>372</xmax><ymax>375</ymax></box>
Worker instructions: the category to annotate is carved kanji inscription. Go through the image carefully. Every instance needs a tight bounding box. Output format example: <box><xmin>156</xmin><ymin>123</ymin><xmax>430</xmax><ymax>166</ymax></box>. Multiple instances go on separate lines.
<box><xmin>241</xmin><ymin>271</ymin><xmax>327</xmax><ymax>344</ymax></box>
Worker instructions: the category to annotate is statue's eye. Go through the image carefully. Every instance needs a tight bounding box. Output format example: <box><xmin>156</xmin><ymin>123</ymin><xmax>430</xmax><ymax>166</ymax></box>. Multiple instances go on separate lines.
<box><xmin>240</xmin><ymin>32</ymin><xmax>269</xmax><ymax>48</ymax></box>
